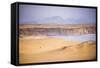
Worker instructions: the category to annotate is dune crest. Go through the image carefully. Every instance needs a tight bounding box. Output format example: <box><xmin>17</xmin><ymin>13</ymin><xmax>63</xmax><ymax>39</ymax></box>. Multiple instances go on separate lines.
<box><xmin>19</xmin><ymin>37</ymin><xmax>96</xmax><ymax>64</ymax></box>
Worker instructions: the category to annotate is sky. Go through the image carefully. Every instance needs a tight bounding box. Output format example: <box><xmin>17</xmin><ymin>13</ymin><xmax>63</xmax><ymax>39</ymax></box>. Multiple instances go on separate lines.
<box><xmin>19</xmin><ymin>4</ymin><xmax>96</xmax><ymax>24</ymax></box>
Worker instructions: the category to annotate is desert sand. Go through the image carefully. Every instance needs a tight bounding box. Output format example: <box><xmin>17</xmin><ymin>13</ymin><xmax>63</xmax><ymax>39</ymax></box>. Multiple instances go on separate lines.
<box><xmin>19</xmin><ymin>36</ymin><xmax>96</xmax><ymax>64</ymax></box>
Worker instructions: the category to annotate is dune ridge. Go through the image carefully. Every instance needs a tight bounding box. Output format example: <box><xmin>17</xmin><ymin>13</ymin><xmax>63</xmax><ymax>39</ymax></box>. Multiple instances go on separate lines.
<box><xmin>19</xmin><ymin>37</ymin><xmax>96</xmax><ymax>64</ymax></box>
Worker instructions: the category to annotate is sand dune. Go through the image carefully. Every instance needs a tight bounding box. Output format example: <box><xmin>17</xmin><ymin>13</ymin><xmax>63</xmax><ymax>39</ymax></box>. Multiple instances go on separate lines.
<box><xmin>19</xmin><ymin>37</ymin><xmax>96</xmax><ymax>64</ymax></box>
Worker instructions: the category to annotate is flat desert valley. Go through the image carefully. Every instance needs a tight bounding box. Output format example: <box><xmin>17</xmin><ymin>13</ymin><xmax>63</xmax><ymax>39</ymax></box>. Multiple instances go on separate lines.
<box><xmin>19</xmin><ymin>24</ymin><xmax>96</xmax><ymax>64</ymax></box>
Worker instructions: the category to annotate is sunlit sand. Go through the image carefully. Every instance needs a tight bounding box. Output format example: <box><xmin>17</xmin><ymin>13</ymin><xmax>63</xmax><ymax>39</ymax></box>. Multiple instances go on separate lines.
<box><xmin>19</xmin><ymin>36</ymin><xmax>96</xmax><ymax>64</ymax></box>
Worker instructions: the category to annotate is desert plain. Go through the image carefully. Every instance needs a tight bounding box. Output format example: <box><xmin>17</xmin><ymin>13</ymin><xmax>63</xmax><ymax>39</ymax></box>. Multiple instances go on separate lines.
<box><xmin>19</xmin><ymin>24</ymin><xmax>96</xmax><ymax>64</ymax></box>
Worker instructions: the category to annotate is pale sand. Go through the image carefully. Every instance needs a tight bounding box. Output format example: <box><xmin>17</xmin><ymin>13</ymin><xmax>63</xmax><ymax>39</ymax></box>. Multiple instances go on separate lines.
<box><xmin>19</xmin><ymin>37</ymin><xmax>96</xmax><ymax>64</ymax></box>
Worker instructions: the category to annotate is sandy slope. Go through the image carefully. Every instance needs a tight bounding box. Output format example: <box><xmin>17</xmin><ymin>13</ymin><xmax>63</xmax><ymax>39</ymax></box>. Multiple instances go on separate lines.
<box><xmin>19</xmin><ymin>37</ymin><xmax>96</xmax><ymax>64</ymax></box>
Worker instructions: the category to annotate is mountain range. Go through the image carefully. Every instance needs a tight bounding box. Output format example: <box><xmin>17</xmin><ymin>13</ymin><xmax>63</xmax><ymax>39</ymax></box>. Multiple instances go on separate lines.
<box><xmin>21</xmin><ymin>16</ymin><xmax>95</xmax><ymax>24</ymax></box>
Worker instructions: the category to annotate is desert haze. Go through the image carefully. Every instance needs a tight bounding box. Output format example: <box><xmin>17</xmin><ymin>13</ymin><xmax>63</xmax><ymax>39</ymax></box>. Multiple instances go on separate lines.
<box><xmin>19</xmin><ymin>24</ymin><xmax>96</xmax><ymax>64</ymax></box>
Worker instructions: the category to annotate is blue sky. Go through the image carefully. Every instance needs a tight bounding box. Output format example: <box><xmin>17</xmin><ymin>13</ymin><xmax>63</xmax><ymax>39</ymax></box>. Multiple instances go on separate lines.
<box><xmin>19</xmin><ymin>4</ymin><xmax>96</xmax><ymax>24</ymax></box>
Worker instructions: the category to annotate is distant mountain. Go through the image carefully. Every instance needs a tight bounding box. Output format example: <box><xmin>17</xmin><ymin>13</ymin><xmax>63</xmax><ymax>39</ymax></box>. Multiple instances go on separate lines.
<box><xmin>36</xmin><ymin>16</ymin><xmax>94</xmax><ymax>24</ymax></box>
<box><xmin>20</xmin><ymin>16</ymin><xmax>95</xmax><ymax>24</ymax></box>
<box><xmin>36</xmin><ymin>16</ymin><xmax>65</xmax><ymax>24</ymax></box>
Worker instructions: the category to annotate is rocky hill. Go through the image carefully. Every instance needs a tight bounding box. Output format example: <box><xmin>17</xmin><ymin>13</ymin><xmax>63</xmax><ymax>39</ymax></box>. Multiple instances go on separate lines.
<box><xmin>19</xmin><ymin>24</ymin><xmax>96</xmax><ymax>37</ymax></box>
